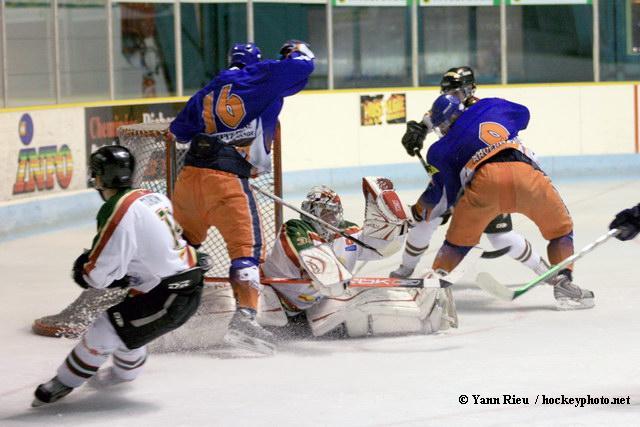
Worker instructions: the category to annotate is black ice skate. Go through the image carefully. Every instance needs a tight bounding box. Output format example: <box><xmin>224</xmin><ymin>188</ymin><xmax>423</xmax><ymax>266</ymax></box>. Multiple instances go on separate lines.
<box><xmin>224</xmin><ymin>308</ymin><xmax>276</xmax><ymax>355</ymax></box>
<box><xmin>552</xmin><ymin>274</ymin><xmax>595</xmax><ymax>310</ymax></box>
<box><xmin>32</xmin><ymin>377</ymin><xmax>74</xmax><ymax>407</ymax></box>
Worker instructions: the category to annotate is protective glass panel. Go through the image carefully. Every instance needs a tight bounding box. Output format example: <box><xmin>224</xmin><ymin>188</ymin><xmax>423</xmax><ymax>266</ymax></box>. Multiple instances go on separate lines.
<box><xmin>254</xmin><ymin>3</ymin><xmax>327</xmax><ymax>89</ymax></box>
<box><xmin>333</xmin><ymin>6</ymin><xmax>411</xmax><ymax>89</ymax></box>
<box><xmin>59</xmin><ymin>0</ymin><xmax>109</xmax><ymax>102</ymax></box>
<box><xmin>6</xmin><ymin>0</ymin><xmax>55</xmax><ymax>106</ymax></box>
<box><xmin>180</xmin><ymin>1</ymin><xmax>247</xmax><ymax>94</ymax></box>
<box><xmin>507</xmin><ymin>4</ymin><xmax>593</xmax><ymax>83</ymax></box>
<box><xmin>112</xmin><ymin>2</ymin><xmax>176</xmax><ymax>99</ymax></box>
<box><xmin>599</xmin><ymin>0</ymin><xmax>640</xmax><ymax>81</ymax></box>
<box><xmin>419</xmin><ymin>5</ymin><xmax>501</xmax><ymax>86</ymax></box>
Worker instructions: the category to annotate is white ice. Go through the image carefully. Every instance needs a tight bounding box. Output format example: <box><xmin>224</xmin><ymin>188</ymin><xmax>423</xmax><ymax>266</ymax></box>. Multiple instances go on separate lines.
<box><xmin>1</xmin><ymin>179</ymin><xmax>640</xmax><ymax>426</ymax></box>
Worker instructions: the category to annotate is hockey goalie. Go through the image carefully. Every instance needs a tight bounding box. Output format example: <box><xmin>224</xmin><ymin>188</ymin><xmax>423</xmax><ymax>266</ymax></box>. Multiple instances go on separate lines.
<box><xmin>258</xmin><ymin>178</ymin><xmax>456</xmax><ymax>338</ymax></box>
<box><xmin>153</xmin><ymin>177</ymin><xmax>458</xmax><ymax>353</ymax></box>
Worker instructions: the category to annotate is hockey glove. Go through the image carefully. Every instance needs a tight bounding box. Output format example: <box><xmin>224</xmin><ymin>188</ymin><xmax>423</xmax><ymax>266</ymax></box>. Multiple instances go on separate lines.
<box><xmin>107</xmin><ymin>276</ymin><xmax>131</xmax><ymax>289</ymax></box>
<box><xmin>72</xmin><ymin>251</ymin><xmax>90</xmax><ymax>289</ymax></box>
<box><xmin>279</xmin><ymin>40</ymin><xmax>315</xmax><ymax>60</ymax></box>
<box><xmin>197</xmin><ymin>251</ymin><xmax>214</xmax><ymax>272</ymax></box>
<box><xmin>401</xmin><ymin>121</ymin><xmax>429</xmax><ymax>157</ymax></box>
<box><xmin>609</xmin><ymin>203</ymin><xmax>640</xmax><ymax>241</ymax></box>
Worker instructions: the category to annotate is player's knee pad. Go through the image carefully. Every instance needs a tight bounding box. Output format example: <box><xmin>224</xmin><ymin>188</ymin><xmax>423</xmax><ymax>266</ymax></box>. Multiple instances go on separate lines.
<box><xmin>229</xmin><ymin>257</ymin><xmax>261</xmax><ymax>290</ymax></box>
<box><xmin>484</xmin><ymin>213</ymin><xmax>513</xmax><ymax>233</ymax></box>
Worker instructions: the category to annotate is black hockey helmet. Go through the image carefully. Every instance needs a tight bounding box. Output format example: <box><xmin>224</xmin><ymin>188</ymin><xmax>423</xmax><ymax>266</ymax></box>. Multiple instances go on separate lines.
<box><xmin>90</xmin><ymin>145</ymin><xmax>135</xmax><ymax>189</ymax></box>
<box><xmin>440</xmin><ymin>66</ymin><xmax>476</xmax><ymax>98</ymax></box>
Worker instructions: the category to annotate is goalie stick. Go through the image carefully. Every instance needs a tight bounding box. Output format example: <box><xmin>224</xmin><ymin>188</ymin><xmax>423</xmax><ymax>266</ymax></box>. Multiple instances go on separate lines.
<box><xmin>412</xmin><ymin>148</ymin><xmax>509</xmax><ymax>260</ymax></box>
<box><xmin>250</xmin><ymin>184</ymin><xmax>384</xmax><ymax>256</ymax></box>
<box><xmin>205</xmin><ymin>276</ymin><xmax>452</xmax><ymax>289</ymax></box>
<box><xmin>475</xmin><ymin>229</ymin><xmax>620</xmax><ymax>301</ymax></box>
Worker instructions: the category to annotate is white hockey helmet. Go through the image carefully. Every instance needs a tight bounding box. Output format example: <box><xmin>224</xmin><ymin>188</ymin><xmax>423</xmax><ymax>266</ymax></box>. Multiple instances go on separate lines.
<box><xmin>301</xmin><ymin>185</ymin><xmax>344</xmax><ymax>240</ymax></box>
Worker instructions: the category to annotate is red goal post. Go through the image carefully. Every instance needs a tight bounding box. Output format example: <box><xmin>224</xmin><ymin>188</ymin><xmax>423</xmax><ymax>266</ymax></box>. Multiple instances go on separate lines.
<box><xmin>116</xmin><ymin>122</ymin><xmax>283</xmax><ymax>278</ymax></box>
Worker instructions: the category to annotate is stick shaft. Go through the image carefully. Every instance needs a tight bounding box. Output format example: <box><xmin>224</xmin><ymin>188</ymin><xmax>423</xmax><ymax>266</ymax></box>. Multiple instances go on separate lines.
<box><xmin>204</xmin><ymin>276</ymin><xmax>443</xmax><ymax>289</ymax></box>
<box><xmin>250</xmin><ymin>184</ymin><xmax>383</xmax><ymax>256</ymax></box>
<box><xmin>514</xmin><ymin>228</ymin><xmax>619</xmax><ymax>298</ymax></box>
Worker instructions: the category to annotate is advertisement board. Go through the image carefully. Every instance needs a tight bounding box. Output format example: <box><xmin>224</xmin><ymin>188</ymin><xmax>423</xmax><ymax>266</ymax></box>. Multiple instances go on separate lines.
<box><xmin>0</xmin><ymin>109</ymin><xmax>86</xmax><ymax>202</ymax></box>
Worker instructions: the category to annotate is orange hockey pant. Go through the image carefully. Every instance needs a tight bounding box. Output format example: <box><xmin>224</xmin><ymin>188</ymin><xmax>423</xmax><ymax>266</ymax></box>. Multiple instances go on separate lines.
<box><xmin>432</xmin><ymin>162</ymin><xmax>574</xmax><ymax>273</ymax></box>
<box><xmin>172</xmin><ymin>166</ymin><xmax>265</xmax><ymax>309</ymax></box>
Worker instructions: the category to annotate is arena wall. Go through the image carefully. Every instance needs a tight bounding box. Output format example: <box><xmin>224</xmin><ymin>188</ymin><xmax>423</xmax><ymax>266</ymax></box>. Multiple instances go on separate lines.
<box><xmin>1</xmin><ymin>82</ymin><xmax>639</xmax><ymax>240</ymax></box>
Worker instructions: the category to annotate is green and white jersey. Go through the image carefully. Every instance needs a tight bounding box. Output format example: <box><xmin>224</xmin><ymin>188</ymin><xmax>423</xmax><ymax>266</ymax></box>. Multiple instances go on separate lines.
<box><xmin>262</xmin><ymin>218</ymin><xmax>383</xmax><ymax>312</ymax></box>
<box><xmin>82</xmin><ymin>189</ymin><xmax>196</xmax><ymax>293</ymax></box>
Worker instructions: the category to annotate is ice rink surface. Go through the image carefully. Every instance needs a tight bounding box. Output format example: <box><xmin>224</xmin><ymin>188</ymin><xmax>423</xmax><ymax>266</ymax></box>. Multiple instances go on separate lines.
<box><xmin>1</xmin><ymin>178</ymin><xmax>640</xmax><ymax>426</ymax></box>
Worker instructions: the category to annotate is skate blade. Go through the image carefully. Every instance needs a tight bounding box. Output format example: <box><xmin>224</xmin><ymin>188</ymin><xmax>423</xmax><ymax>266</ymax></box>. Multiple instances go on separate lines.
<box><xmin>223</xmin><ymin>330</ymin><xmax>276</xmax><ymax>356</ymax></box>
<box><xmin>31</xmin><ymin>398</ymin><xmax>47</xmax><ymax>408</ymax></box>
<box><xmin>555</xmin><ymin>297</ymin><xmax>595</xmax><ymax>310</ymax></box>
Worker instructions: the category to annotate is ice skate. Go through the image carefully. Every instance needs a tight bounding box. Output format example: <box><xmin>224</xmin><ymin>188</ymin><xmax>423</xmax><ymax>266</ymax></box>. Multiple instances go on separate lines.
<box><xmin>32</xmin><ymin>377</ymin><xmax>73</xmax><ymax>407</ymax></box>
<box><xmin>552</xmin><ymin>274</ymin><xmax>595</xmax><ymax>310</ymax></box>
<box><xmin>390</xmin><ymin>264</ymin><xmax>415</xmax><ymax>279</ymax></box>
<box><xmin>224</xmin><ymin>308</ymin><xmax>276</xmax><ymax>355</ymax></box>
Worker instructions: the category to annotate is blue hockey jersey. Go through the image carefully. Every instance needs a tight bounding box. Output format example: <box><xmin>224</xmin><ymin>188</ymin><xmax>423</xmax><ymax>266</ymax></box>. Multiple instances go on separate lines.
<box><xmin>170</xmin><ymin>52</ymin><xmax>314</xmax><ymax>175</ymax></box>
<box><xmin>420</xmin><ymin>98</ymin><xmax>537</xmax><ymax>220</ymax></box>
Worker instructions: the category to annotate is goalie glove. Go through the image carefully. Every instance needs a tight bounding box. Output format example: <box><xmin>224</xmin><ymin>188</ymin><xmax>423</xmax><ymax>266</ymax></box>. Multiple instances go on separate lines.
<box><xmin>299</xmin><ymin>244</ymin><xmax>352</xmax><ymax>297</ymax></box>
<box><xmin>362</xmin><ymin>177</ymin><xmax>411</xmax><ymax>242</ymax></box>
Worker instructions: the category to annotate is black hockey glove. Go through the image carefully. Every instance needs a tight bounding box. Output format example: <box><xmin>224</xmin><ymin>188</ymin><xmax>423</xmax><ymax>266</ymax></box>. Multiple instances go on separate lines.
<box><xmin>107</xmin><ymin>276</ymin><xmax>131</xmax><ymax>289</ymax></box>
<box><xmin>609</xmin><ymin>203</ymin><xmax>640</xmax><ymax>241</ymax></box>
<box><xmin>279</xmin><ymin>40</ymin><xmax>314</xmax><ymax>60</ymax></box>
<box><xmin>196</xmin><ymin>251</ymin><xmax>214</xmax><ymax>272</ymax></box>
<box><xmin>401</xmin><ymin>120</ymin><xmax>428</xmax><ymax>157</ymax></box>
<box><xmin>72</xmin><ymin>251</ymin><xmax>90</xmax><ymax>289</ymax></box>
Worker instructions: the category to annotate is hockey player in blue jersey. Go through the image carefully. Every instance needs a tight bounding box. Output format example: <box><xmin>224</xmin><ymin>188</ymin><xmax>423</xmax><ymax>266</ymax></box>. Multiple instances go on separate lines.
<box><xmin>416</xmin><ymin>94</ymin><xmax>594</xmax><ymax>310</ymax></box>
<box><xmin>169</xmin><ymin>41</ymin><xmax>314</xmax><ymax>347</ymax></box>
<box><xmin>392</xmin><ymin>66</ymin><xmax>548</xmax><ymax>281</ymax></box>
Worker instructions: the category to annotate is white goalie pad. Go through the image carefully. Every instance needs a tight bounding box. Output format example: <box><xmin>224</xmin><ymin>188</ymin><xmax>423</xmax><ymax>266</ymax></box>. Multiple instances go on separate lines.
<box><xmin>305</xmin><ymin>287</ymin><xmax>451</xmax><ymax>338</ymax></box>
<box><xmin>299</xmin><ymin>244</ymin><xmax>353</xmax><ymax>297</ymax></box>
<box><xmin>256</xmin><ymin>285</ymin><xmax>288</xmax><ymax>327</ymax></box>
<box><xmin>362</xmin><ymin>176</ymin><xmax>411</xmax><ymax>242</ymax></box>
<box><xmin>149</xmin><ymin>282</ymin><xmax>236</xmax><ymax>352</ymax></box>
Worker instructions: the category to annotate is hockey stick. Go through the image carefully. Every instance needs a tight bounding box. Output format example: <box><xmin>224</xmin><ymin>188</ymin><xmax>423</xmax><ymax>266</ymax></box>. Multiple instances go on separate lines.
<box><xmin>204</xmin><ymin>276</ymin><xmax>451</xmax><ymax>289</ymax></box>
<box><xmin>475</xmin><ymin>228</ymin><xmax>620</xmax><ymax>301</ymax></box>
<box><xmin>412</xmin><ymin>147</ymin><xmax>509</xmax><ymax>260</ymax></box>
<box><xmin>250</xmin><ymin>184</ymin><xmax>384</xmax><ymax>256</ymax></box>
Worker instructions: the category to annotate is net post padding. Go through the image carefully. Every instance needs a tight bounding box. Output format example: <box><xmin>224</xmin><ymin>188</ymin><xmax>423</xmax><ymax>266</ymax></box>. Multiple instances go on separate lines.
<box><xmin>116</xmin><ymin>122</ymin><xmax>283</xmax><ymax>278</ymax></box>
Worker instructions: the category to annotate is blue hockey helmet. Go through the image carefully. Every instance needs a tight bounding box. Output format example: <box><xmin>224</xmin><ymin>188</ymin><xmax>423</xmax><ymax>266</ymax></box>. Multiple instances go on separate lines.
<box><xmin>228</xmin><ymin>42</ymin><xmax>262</xmax><ymax>68</ymax></box>
<box><xmin>427</xmin><ymin>94</ymin><xmax>465</xmax><ymax>137</ymax></box>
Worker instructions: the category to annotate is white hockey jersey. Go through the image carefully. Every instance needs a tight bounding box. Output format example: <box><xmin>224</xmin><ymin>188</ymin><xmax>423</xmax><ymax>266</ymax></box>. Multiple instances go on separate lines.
<box><xmin>261</xmin><ymin>219</ymin><xmax>391</xmax><ymax>312</ymax></box>
<box><xmin>82</xmin><ymin>189</ymin><xmax>196</xmax><ymax>293</ymax></box>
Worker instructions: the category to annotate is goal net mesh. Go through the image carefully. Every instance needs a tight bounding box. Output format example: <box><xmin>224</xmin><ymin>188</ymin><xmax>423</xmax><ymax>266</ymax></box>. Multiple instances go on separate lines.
<box><xmin>117</xmin><ymin>122</ymin><xmax>283</xmax><ymax>278</ymax></box>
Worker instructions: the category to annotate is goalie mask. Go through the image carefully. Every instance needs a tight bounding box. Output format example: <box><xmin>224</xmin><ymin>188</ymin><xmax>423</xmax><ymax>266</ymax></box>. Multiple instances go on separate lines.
<box><xmin>301</xmin><ymin>186</ymin><xmax>344</xmax><ymax>240</ymax></box>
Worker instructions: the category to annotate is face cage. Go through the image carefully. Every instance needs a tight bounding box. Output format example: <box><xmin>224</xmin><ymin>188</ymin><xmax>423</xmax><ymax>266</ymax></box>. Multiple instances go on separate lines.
<box><xmin>302</xmin><ymin>200</ymin><xmax>344</xmax><ymax>239</ymax></box>
<box><xmin>441</xmin><ymin>85</ymin><xmax>476</xmax><ymax>103</ymax></box>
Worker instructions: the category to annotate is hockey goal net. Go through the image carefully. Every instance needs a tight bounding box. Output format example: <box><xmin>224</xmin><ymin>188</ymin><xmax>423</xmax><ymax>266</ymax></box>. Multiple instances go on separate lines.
<box><xmin>117</xmin><ymin>122</ymin><xmax>283</xmax><ymax>278</ymax></box>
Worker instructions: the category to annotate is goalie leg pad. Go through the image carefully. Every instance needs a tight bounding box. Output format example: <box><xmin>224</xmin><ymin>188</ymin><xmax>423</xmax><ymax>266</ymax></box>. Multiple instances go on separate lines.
<box><xmin>256</xmin><ymin>286</ymin><xmax>288</xmax><ymax>327</ymax></box>
<box><xmin>305</xmin><ymin>288</ymin><xmax>446</xmax><ymax>337</ymax></box>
